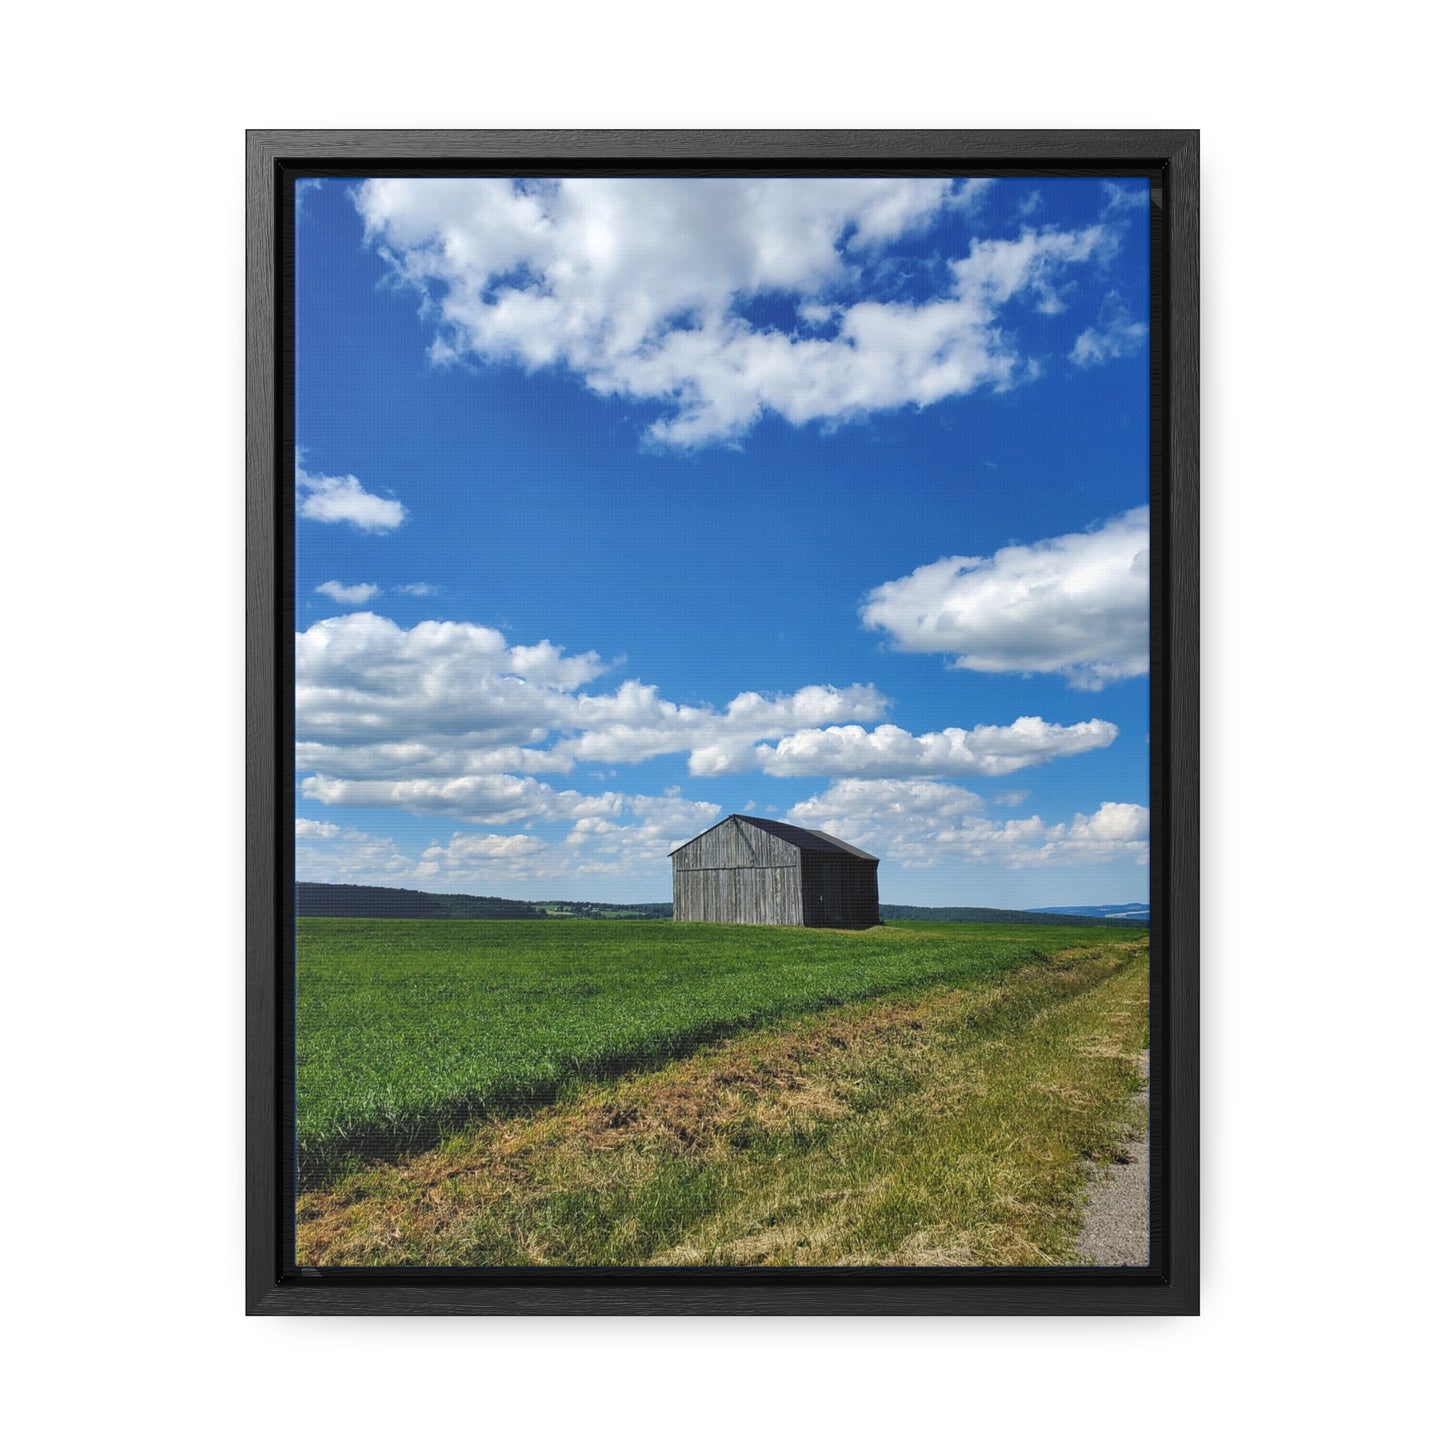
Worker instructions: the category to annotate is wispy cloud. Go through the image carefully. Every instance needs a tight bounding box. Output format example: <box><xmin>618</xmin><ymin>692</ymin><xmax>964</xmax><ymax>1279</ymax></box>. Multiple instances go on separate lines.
<box><xmin>294</xmin><ymin>826</ymin><xmax>422</xmax><ymax>884</ymax></box>
<box><xmin>861</xmin><ymin>508</ymin><xmax>1150</xmax><ymax>689</ymax></box>
<box><xmin>1071</xmin><ymin>293</ymin><xmax>1148</xmax><ymax>367</ymax></box>
<box><xmin>395</xmin><ymin>582</ymin><xmax>435</xmax><ymax>596</ymax></box>
<box><xmin>1103</xmin><ymin>181</ymin><xmax>1150</xmax><ymax>213</ymax></box>
<box><xmin>295</xmin><ymin>177</ymin><xmax>324</xmax><ymax>217</ymax></box>
<box><xmin>315</xmin><ymin>580</ymin><xmax>380</xmax><ymax>605</ymax></box>
<box><xmin>296</xmin><ymin>450</ymin><xmax>406</xmax><ymax>532</ymax></box>
<box><xmin>295</xmin><ymin>799</ymin><xmax>724</xmax><ymax>886</ymax></box>
<box><xmin>350</xmin><ymin>177</ymin><xmax>1126</xmax><ymax>447</ymax></box>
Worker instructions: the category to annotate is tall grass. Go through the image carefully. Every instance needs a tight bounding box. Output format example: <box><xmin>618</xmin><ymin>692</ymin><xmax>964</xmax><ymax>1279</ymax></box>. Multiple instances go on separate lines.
<box><xmin>296</xmin><ymin>917</ymin><xmax>1138</xmax><ymax>1187</ymax></box>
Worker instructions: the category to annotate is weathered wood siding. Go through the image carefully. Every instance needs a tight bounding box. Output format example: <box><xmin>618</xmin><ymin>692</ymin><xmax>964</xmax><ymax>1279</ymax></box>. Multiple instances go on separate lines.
<box><xmin>673</xmin><ymin>817</ymin><xmax>804</xmax><ymax>924</ymax></box>
<box><xmin>673</xmin><ymin>862</ymin><xmax>804</xmax><ymax>926</ymax></box>
<box><xmin>672</xmin><ymin>814</ymin><xmax>878</xmax><ymax>927</ymax></box>
<box><xmin>670</xmin><ymin>816</ymin><xmax>799</xmax><ymax>872</ymax></box>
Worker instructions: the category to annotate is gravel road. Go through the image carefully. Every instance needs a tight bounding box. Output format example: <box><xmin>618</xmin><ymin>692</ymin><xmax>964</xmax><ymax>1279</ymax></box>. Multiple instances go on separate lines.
<box><xmin>1074</xmin><ymin>1051</ymin><xmax>1150</xmax><ymax>1266</ymax></box>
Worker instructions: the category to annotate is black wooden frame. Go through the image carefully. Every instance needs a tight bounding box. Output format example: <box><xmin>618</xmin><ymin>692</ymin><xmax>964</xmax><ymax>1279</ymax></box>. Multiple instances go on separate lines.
<box><xmin>247</xmin><ymin>129</ymin><xmax>1199</xmax><ymax>1315</ymax></box>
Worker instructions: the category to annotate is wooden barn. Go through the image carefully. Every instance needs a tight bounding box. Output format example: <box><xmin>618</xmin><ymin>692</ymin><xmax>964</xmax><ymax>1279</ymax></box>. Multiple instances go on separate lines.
<box><xmin>670</xmin><ymin>814</ymin><xmax>880</xmax><ymax>929</ymax></box>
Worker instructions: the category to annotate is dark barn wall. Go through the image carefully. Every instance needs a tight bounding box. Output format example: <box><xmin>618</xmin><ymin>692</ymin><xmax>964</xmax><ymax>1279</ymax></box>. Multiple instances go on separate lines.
<box><xmin>799</xmin><ymin>853</ymin><xmax>881</xmax><ymax>929</ymax></box>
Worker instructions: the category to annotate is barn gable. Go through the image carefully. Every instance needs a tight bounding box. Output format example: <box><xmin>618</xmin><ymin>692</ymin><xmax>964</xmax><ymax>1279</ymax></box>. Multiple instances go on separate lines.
<box><xmin>669</xmin><ymin>815</ymin><xmax>803</xmax><ymax>871</ymax></box>
<box><xmin>670</xmin><ymin>815</ymin><xmax>880</xmax><ymax>928</ymax></box>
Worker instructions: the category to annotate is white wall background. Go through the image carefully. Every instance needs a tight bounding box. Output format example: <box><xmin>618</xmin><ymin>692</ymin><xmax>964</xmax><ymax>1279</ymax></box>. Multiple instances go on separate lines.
<box><xmin>3</xmin><ymin>4</ymin><xmax>1436</xmax><ymax>1439</ymax></box>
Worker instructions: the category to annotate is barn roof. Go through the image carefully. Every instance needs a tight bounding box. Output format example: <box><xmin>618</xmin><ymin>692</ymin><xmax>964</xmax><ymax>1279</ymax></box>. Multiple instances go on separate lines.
<box><xmin>670</xmin><ymin>813</ymin><xmax>879</xmax><ymax>862</ymax></box>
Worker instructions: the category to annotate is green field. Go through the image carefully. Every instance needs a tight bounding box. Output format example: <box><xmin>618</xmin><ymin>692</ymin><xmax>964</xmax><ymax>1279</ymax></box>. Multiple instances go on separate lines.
<box><xmin>296</xmin><ymin>916</ymin><xmax>1142</xmax><ymax>1189</ymax></box>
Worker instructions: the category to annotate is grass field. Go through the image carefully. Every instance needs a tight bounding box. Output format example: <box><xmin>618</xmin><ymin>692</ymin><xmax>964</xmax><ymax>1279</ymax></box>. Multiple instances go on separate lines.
<box><xmin>297</xmin><ymin>924</ymin><xmax>1149</xmax><ymax>1266</ymax></box>
<box><xmin>296</xmin><ymin>917</ymin><xmax>1145</xmax><ymax>1194</ymax></box>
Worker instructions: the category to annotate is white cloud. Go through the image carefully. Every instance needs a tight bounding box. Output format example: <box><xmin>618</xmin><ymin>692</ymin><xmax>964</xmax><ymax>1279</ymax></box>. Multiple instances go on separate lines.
<box><xmin>861</xmin><ymin>508</ymin><xmax>1149</xmax><ymax>689</ymax></box>
<box><xmin>417</xmin><ymin>832</ymin><xmax>547</xmax><ymax>881</ymax></box>
<box><xmin>352</xmin><ymin>177</ymin><xmax>1119</xmax><ymax>447</ymax></box>
<box><xmin>296</xmin><ymin>451</ymin><xmax>406</xmax><ymax>532</ymax></box>
<box><xmin>794</xmin><ymin>777</ymin><xmax>986</xmax><ymax>824</ymax></box>
<box><xmin>1071</xmin><ymin>293</ymin><xmax>1148</xmax><ymax>367</ymax></box>
<box><xmin>561</xmin><ymin>794</ymin><xmax>725</xmax><ymax>875</ymax></box>
<box><xmin>294</xmin><ymin>797</ymin><xmax>724</xmax><ymax>888</ymax></box>
<box><xmin>315</xmin><ymin>580</ymin><xmax>380</xmax><ymax>605</ymax></box>
<box><xmin>395</xmin><ymin>582</ymin><xmax>435</xmax><ymax>596</ymax></box>
<box><xmin>296</xmin><ymin>613</ymin><xmax>607</xmax><ymax>756</ymax></box>
<box><xmin>294</xmin><ymin>826</ymin><xmax>422</xmax><ymax>884</ymax></box>
<box><xmin>1103</xmin><ymin>181</ymin><xmax>1150</xmax><ymax>213</ymax></box>
<box><xmin>295</xmin><ymin>612</ymin><xmax>885</xmax><ymax>788</ymax></box>
<box><xmin>302</xmin><ymin>771</ymin><xmax>627</xmax><ymax>826</ymax></box>
<box><xmin>569</xmin><ymin>679</ymin><xmax>884</xmax><ymax>780</ymax></box>
<box><xmin>752</xmin><ymin>716</ymin><xmax>1117</xmax><ymax>778</ymax></box>
<box><xmin>295</xmin><ymin>738</ymin><xmax>562</xmax><ymax>782</ymax></box>
<box><xmin>295</xmin><ymin>818</ymin><xmax>340</xmax><ymax>839</ymax></box>
<box><xmin>789</xmin><ymin>782</ymin><xmax>1148</xmax><ymax>870</ymax></box>
<box><xmin>294</xmin><ymin>612</ymin><xmax>1123</xmax><ymax>864</ymax></box>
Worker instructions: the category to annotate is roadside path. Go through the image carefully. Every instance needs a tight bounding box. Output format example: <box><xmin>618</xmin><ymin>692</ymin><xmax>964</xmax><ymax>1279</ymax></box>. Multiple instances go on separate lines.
<box><xmin>1074</xmin><ymin>1051</ymin><xmax>1150</xmax><ymax>1265</ymax></box>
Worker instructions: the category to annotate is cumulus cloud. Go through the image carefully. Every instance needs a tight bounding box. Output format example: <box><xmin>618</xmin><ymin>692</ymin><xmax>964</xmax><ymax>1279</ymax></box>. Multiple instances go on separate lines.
<box><xmin>416</xmin><ymin>831</ymin><xmax>547</xmax><ymax>881</ymax></box>
<box><xmin>861</xmin><ymin>508</ymin><xmax>1149</xmax><ymax>689</ymax></box>
<box><xmin>295</xmin><ymin>818</ymin><xmax>340</xmax><ymax>839</ymax></box>
<box><xmin>315</xmin><ymin>580</ymin><xmax>380</xmax><ymax>605</ymax></box>
<box><xmin>752</xmin><ymin>716</ymin><xmax>1116</xmax><ymax>778</ymax></box>
<box><xmin>794</xmin><ymin>778</ymin><xmax>986</xmax><ymax>823</ymax></box>
<box><xmin>294</xmin><ymin>611</ymin><xmax>1128</xmax><ymax>876</ymax></box>
<box><xmin>351</xmin><ymin>177</ymin><xmax>1122</xmax><ymax>447</ymax></box>
<box><xmin>301</xmin><ymin>771</ymin><xmax>642</xmax><ymax>827</ymax></box>
<box><xmin>789</xmin><ymin>782</ymin><xmax>1148</xmax><ymax>869</ymax></box>
<box><xmin>1071</xmin><ymin>293</ymin><xmax>1148</xmax><ymax>367</ymax></box>
<box><xmin>561</xmin><ymin>794</ymin><xmax>726</xmax><ymax>876</ymax></box>
<box><xmin>295</xmin><ymin>612</ymin><xmax>885</xmax><ymax>788</ymax></box>
<box><xmin>296</xmin><ymin>451</ymin><xmax>406</xmax><ymax>532</ymax></box>
<box><xmin>295</xmin><ymin>739</ymin><xmax>561</xmax><ymax>783</ymax></box>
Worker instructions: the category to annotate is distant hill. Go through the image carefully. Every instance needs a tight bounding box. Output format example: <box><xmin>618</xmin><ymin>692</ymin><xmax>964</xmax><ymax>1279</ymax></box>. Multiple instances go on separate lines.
<box><xmin>296</xmin><ymin>882</ymin><xmax>546</xmax><ymax>920</ymax></box>
<box><xmin>296</xmin><ymin>882</ymin><xmax>668</xmax><ymax>921</ymax></box>
<box><xmin>297</xmin><ymin>883</ymin><xmax>1147</xmax><ymax>928</ymax></box>
<box><xmin>879</xmin><ymin>904</ymin><xmax>1144</xmax><ymax>928</ymax></box>
<box><xmin>1027</xmin><ymin>903</ymin><xmax>1151</xmax><ymax>922</ymax></box>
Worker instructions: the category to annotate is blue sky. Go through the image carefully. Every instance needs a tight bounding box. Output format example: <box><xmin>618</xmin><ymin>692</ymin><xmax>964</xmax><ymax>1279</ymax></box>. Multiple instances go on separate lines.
<box><xmin>293</xmin><ymin>175</ymin><xmax>1152</xmax><ymax>907</ymax></box>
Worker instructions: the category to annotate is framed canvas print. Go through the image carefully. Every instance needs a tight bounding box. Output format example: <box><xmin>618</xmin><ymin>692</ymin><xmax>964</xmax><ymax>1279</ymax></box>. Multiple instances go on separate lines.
<box><xmin>246</xmin><ymin>129</ymin><xmax>1198</xmax><ymax>1315</ymax></box>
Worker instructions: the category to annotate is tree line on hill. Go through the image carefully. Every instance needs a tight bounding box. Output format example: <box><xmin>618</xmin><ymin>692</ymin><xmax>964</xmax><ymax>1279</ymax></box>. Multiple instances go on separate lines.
<box><xmin>296</xmin><ymin>882</ymin><xmax>547</xmax><ymax>919</ymax></box>
<box><xmin>297</xmin><ymin>882</ymin><xmax>1140</xmax><ymax>928</ymax></box>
